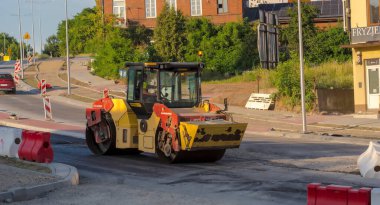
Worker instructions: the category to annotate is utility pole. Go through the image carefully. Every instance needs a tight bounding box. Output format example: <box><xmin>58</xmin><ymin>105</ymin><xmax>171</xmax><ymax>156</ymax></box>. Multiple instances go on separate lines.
<box><xmin>297</xmin><ymin>0</ymin><xmax>307</xmax><ymax>133</ymax></box>
<box><xmin>3</xmin><ymin>33</ymin><xmax>5</xmax><ymax>55</ymax></box>
<box><xmin>17</xmin><ymin>0</ymin><xmax>24</xmax><ymax>79</ymax></box>
<box><xmin>65</xmin><ymin>0</ymin><xmax>71</xmax><ymax>95</ymax></box>
<box><xmin>31</xmin><ymin>0</ymin><xmax>36</xmax><ymax>65</ymax></box>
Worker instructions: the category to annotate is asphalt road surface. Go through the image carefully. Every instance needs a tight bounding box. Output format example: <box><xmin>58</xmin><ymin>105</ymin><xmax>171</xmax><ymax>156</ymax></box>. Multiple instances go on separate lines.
<box><xmin>0</xmin><ymin>64</ymin><xmax>85</xmax><ymax>126</ymax></box>
<box><xmin>12</xmin><ymin>133</ymin><xmax>377</xmax><ymax>205</ymax></box>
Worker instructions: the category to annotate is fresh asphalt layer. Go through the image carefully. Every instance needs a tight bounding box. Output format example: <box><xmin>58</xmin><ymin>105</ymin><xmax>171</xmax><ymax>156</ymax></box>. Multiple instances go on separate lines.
<box><xmin>10</xmin><ymin>132</ymin><xmax>378</xmax><ymax>205</ymax></box>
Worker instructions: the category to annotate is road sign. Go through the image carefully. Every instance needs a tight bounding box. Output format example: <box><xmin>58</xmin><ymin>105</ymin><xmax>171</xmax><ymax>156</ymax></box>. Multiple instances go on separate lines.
<box><xmin>3</xmin><ymin>56</ymin><xmax>10</xmax><ymax>61</ymax></box>
<box><xmin>23</xmin><ymin>32</ymin><xmax>31</xmax><ymax>40</ymax></box>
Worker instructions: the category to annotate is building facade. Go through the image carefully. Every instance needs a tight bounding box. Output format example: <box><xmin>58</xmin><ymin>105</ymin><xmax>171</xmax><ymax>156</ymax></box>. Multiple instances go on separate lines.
<box><xmin>99</xmin><ymin>0</ymin><xmax>245</xmax><ymax>28</ymax></box>
<box><xmin>343</xmin><ymin>0</ymin><xmax>380</xmax><ymax>113</ymax></box>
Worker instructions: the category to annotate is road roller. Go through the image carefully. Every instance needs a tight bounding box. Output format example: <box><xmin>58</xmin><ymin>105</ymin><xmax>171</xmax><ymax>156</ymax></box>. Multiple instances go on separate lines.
<box><xmin>85</xmin><ymin>62</ymin><xmax>247</xmax><ymax>163</ymax></box>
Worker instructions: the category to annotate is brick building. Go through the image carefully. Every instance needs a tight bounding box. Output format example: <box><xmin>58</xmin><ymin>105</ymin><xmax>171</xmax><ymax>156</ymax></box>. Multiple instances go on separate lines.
<box><xmin>98</xmin><ymin>0</ymin><xmax>247</xmax><ymax>28</ymax></box>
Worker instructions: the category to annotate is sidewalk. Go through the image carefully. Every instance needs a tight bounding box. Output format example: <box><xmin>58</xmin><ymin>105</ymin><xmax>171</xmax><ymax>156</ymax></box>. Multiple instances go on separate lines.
<box><xmin>0</xmin><ymin>112</ymin><xmax>84</xmax><ymax>139</ymax></box>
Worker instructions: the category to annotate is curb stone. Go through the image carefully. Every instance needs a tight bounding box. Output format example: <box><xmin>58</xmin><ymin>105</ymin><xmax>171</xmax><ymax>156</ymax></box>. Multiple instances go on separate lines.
<box><xmin>0</xmin><ymin>162</ymin><xmax>79</xmax><ymax>203</ymax></box>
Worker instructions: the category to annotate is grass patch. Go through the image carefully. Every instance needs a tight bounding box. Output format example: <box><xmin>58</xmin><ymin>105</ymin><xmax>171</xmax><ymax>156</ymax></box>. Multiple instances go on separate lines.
<box><xmin>307</xmin><ymin>61</ymin><xmax>353</xmax><ymax>89</ymax></box>
<box><xmin>59</xmin><ymin>93</ymin><xmax>95</xmax><ymax>103</ymax></box>
<box><xmin>23</xmin><ymin>74</ymin><xmax>39</xmax><ymax>89</ymax></box>
<box><xmin>0</xmin><ymin>156</ymin><xmax>51</xmax><ymax>174</ymax></box>
<box><xmin>58</xmin><ymin>72</ymin><xmax>90</xmax><ymax>87</ymax></box>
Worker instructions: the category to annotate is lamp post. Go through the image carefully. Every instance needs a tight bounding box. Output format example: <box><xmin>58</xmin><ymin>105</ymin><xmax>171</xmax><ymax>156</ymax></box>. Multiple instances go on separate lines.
<box><xmin>17</xmin><ymin>0</ymin><xmax>24</xmax><ymax>79</ymax></box>
<box><xmin>31</xmin><ymin>0</ymin><xmax>36</xmax><ymax>65</ymax></box>
<box><xmin>65</xmin><ymin>0</ymin><xmax>71</xmax><ymax>95</ymax></box>
<box><xmin>297</xmin><ymin>0</ymin><xmax>307</xmax><ymax>133</ymax></box>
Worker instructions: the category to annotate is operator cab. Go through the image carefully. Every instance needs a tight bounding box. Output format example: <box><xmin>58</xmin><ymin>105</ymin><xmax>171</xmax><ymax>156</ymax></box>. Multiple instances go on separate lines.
<box><xmin>125</xmin><ymin>62</ymin><xmax>203</xmax><ymax>119</ymax></box>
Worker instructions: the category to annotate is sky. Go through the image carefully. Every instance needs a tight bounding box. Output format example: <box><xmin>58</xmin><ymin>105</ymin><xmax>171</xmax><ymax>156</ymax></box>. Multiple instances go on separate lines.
<box><xmin>0</xmin><ymin>0</ymin><xmax>96</xmax><ymax>54</ymax></box>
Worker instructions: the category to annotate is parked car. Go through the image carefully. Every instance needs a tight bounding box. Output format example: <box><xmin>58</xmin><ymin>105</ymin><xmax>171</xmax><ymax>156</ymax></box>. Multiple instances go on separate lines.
<box><xmin>0</xmin><ymin>72</ymin><xmax>16</xmax><ymax>94</ymax></box>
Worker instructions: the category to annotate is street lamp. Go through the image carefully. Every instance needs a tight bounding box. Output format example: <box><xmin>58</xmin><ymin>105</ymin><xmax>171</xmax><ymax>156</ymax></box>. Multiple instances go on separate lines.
<box><xmin>31</xmin><ymin>0</ymin><xmax>36</xmax><ymax>65</ymax></box>
<box><xmin>297</xmin><ymin>0</ymin><xmax>307</xmax><ymax>133</ymax></box>
<box><xmin>17</xmin><ymin>0</ymin><xmax>24</xmax><ymax>79</ymax></box>
<box><xmin>65</xmin><ymin>0</ymin><xmax>71</xmax><ymax>95</ymax></box>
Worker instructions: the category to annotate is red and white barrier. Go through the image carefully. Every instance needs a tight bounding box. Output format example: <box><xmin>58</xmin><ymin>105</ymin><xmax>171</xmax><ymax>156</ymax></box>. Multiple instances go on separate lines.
<box><xmin>14</xmin><ymin>60</ymin><xmax>21</xmax><ymax>84</ymax></box>
<box><xmin>307</xmin><ymin>183</ymin><xmax>376</xmax><ymax>205</ymax></box>
<box><xmin>103</xmin><ymin>88</ymin><xmax>109</xmax><ymax>98</ymax></box>
<box><xmin>43</xmin><ymin>97</ymin><xmax>53</xmax><ymax>120</ymax></box>
<box><xmin>41</xmin><ymin>79</ymin><xmax>47</xmax><ymax>96</ymax></box>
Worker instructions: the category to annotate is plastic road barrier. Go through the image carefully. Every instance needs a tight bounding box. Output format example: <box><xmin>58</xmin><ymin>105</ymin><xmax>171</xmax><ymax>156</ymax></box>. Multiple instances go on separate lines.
<box><xmin>358</xmin><ymin>141</ymin><xmax>380</xmax><ymax>179</ymax></box>
<box><xmin>307</xmin><ymin>183</ymin><xmax>371</xmax><ymax>205</ymax></box>
<box><xmin>0</xmin><ymin>127</ymin><xmax>22</xmax><ymax>158</ymax></box>
<box><xmin>18</xmin><ymin>130</ymin><xmax>53</xmax><ymax>163</ymax></box>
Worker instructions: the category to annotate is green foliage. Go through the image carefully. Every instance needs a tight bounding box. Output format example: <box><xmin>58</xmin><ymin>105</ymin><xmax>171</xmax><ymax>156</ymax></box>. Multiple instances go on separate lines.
<box><xmin>280</xmin><ymin>3</ymin><xmax>351</xmax><ymax>64</ymax></box>
<box><xmin>307</xmin><ymin>61</ymin><xmax>353</xmax><ymax>89</ymax></box>
<box><xmin>308</xmin><ymin>27</ymin><xmax>351</xmax><ymax>64</ymax></box>
<box><xmin>0</xmin><ymin>33</ymin><xmax>20</xmax><ymax>60</ymax></box>
<box><xmin>57</xmin><ymin>7</ymin><xmax>107</xmax><ymax>56</ymax></box>
<box><xmin>205</xmin><ymin>20</ymin><xmax>259</xmax><ymax>74</ymax></box>
<box><xmin>93</xmin><ymin>29</ymin><xmax>137</xmax><ymax>78</ymax></box>
<box><xmin>272</xmin><ymin>59</ymin><xmax>316</xmax><ymax>111</ymax></box>
<box><xmin>154</xmin><ymin>4</ymin><xmax>187</xmax><ymax>62</ymax></box>
<box><xmin>184</xmin><ymin>18</ymin><xmax>216</xmax><ymax>62</ymax></box>
<box><xmin>123</xmin><ymin>22</ymin><xmax>153</xmax><ymax>47</ymax></box>
<box><xmin>43</xmin><ymin>35</ymin><xmax>60</xmax><ymax>57</ymax></box>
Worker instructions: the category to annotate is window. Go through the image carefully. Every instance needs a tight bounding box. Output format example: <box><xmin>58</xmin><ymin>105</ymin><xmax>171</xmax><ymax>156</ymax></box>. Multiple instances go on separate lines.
<box><xmin>369</xmin><ymin>0</ymin><xmax>380</xmax><ymax>25</ymax></box>
<box><xmin>166</xmin><ymin>0</ymin><xmax>176</xmax><ymax>10</ymax></box>
<box><xmin>146</xmin><ymin>0</ymin><xmax>156</xmax><ymax>18</ymax></box>
<box><xmin>217</xmin><ymin>0</ymin><xmax>228</xmax><ymax>14</ymax></box>
<box><xmin>191</xmin><ymin>0</ymin><xmax>202</xmax><ymax>16</ymax></box>
<box><xmin>113</xmin><ymin>0</ymin><xmax>125</xmax><ymax>24</ymax></box>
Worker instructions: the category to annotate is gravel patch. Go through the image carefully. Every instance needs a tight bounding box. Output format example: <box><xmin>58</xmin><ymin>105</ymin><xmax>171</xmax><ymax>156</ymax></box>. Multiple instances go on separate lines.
<box><xmin>0</xmin><ymin>157</ymin><xmax>61</xmax><ymax>192</ymax></box>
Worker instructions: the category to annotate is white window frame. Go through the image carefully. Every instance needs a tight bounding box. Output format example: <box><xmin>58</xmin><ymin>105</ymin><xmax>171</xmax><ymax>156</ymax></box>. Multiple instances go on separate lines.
<box><xmin>166</xmin><ymin>0</ymin><xmax>177</xmax><ymax>10</ymax></box>
<box><xmin>217</xmin><ymin>0</ymin><xmax>228</xmax><ymax>14</ymax></box>
<box><xmin>191</xmin><ymin>0</ymin><xmax>202</xmax><ymax>16</ymax></box>
<box><xmin>145</xmin><ymin>0</ymin><xmax>157</xmax><ymax>18</ymax></box>
<box><xmin>113</xmin><ymin>0</ymin><xmax>126</xmax><ymax>22</ymax></box>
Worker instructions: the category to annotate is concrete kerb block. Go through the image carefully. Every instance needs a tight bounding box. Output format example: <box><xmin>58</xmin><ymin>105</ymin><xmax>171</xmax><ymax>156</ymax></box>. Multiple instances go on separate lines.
<box><xmin>47</xmin><ymin>163</ymin><xmax>80</xmax><ymax>185</ymax></box>
<box><xmin>0</xmin><ymin>162</ymin><xmax>79</xmax><ymax>203</ymax></box>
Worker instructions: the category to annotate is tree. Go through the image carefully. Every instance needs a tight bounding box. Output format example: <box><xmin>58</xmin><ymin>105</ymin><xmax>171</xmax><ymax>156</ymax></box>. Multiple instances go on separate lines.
<box><xmin>204</xmin><ymin>20</ymin><xmax>259</xmax><ymax>74</ymax></box>
<box><xmin>280</xmin><ymin>3</ymin><xmax>318</xmax><ymax>61</ymax></box>
<box><xmin>184</xmin><ymin>18</ymin><xmax>216</xmax><ymax>62</ymax></box>
<box><xmin>43</xmin><ymin>35</ymin><xmax>60</xmax><ymax>57</ymax></box>
<box><xmin>57</xmin><ymin>7</ymin><xmax>103</xmax><ymax>56</ymax></box>
<box><xmin>0</xmin><ymin>33</ymin><xmax>20</xmax><ymax>60</ymax></box>
<box><xmin>154</xmin><ymin>4</ymin><xmax>187</xmax><ymax>62</ymax></box>
<box><xmin>93</xmin><ymin>29</ymin><xmax>138</xmax><ymax>78</ymax></box>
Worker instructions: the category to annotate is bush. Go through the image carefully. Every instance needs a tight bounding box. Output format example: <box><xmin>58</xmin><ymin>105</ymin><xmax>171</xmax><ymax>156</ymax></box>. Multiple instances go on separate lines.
<box><xmin>272</xmin><ymin>59</ymin><xmax>316</xmax><ymax>111</ymax></box>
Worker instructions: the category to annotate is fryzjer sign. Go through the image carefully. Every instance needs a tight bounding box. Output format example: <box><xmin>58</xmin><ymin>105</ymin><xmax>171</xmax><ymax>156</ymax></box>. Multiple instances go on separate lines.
<box><xmin>352</xmin><ymin>26</ymin><xmax>380</xmax><ymax>44</ymax></box>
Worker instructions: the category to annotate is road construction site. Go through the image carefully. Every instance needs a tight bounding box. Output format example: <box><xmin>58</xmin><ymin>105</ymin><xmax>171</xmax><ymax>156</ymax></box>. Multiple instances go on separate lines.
<box><xmin>1</xmin><ymin>59</ymin><xmax>380</xmax><ymax>204</ymax></box>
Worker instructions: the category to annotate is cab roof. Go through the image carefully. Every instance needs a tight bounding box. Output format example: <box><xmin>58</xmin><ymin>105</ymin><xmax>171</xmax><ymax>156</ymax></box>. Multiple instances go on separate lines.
<box><xmin>125</xmin><ymin>62</ymin><xmax>204</xmax><ymax>71</ymax></box>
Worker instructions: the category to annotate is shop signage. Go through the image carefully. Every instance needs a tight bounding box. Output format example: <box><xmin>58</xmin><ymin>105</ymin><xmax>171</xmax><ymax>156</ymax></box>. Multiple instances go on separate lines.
<box><xmin>351</xmin><ymin>26</ymin><xmax>380</xmax><ymax>44</ymax></box>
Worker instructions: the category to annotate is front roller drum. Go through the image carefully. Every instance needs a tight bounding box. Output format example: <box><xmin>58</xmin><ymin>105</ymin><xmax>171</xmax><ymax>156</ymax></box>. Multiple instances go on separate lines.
<box><xmin>86</xmin><ymin>112</ymin><xmax>116</xmax><ymax>155</ymax></box>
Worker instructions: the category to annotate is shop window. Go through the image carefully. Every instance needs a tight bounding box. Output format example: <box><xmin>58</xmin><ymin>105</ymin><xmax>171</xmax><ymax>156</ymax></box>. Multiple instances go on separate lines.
<box><xmin>146</xmin><ymin>0</ymin><xmax>156</xmax><ymax>18</ymax></box>
<box><xmin>369</xmin><ymin>0</ymin><xmax>380</xmax><ymax>25</ymax></box>
<box><xmin>218</xmin><ymin>0</ymin><xmax>228</xmax><ymax>14</ymax></box>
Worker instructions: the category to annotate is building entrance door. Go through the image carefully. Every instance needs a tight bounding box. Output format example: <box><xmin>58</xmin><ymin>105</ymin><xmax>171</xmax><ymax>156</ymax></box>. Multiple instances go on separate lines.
<box><xmin>366</xmin><ymin>65</ymin><xmax>380</xmax><ymax>109</ymax></box>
